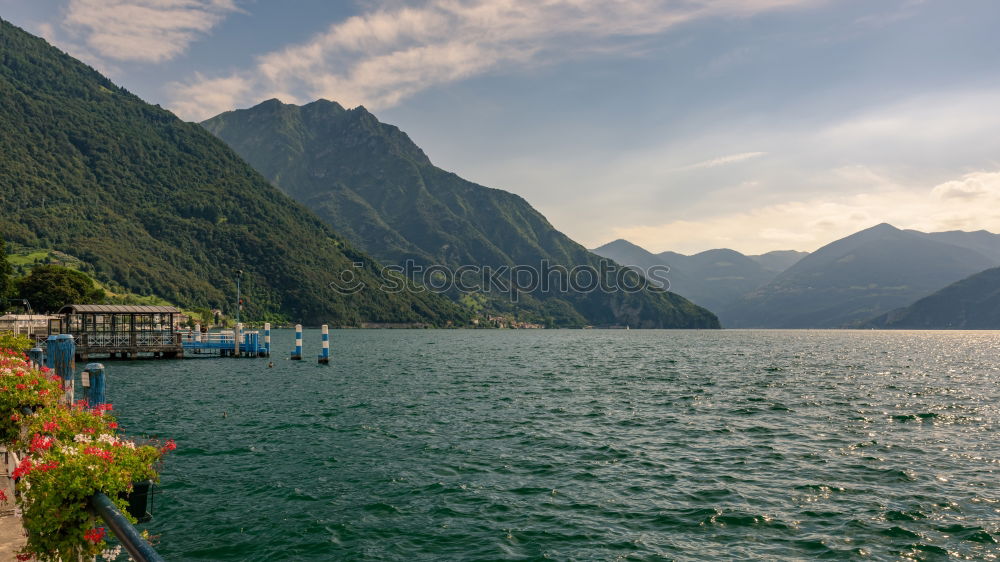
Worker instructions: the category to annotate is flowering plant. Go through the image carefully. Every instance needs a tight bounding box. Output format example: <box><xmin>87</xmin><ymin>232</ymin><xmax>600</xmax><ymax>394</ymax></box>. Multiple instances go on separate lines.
<box><xmin>0</xmin><ymin>349</ymin><xmax>63</xmax><ymax>444</ymax></box>
<box><xmin>0</xmin><ymin>348</ymin><xmax>176</xmax><ymax>561</ymax></box>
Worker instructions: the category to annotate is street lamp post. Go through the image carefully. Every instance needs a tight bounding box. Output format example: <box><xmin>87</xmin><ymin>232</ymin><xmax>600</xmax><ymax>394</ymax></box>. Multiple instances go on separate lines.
<box><xmin>235</xmin><ymin>270</ymin><xmax>243</xmax><ymax>326</ymax></box>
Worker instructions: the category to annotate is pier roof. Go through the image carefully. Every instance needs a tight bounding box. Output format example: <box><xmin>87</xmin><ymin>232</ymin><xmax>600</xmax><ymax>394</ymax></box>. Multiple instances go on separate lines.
<box><xmin>57</xmin><ymin>305</ymin><xmax>181</xmax><ymax>314</ymax></box>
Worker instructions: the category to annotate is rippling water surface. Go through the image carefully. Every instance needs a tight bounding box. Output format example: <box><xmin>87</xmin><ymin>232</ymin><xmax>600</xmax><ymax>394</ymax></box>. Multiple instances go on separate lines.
<box><xmin>109</xmin><ymin>330</ymin><xmax>1000</xmax><ymax>560</ymax></box>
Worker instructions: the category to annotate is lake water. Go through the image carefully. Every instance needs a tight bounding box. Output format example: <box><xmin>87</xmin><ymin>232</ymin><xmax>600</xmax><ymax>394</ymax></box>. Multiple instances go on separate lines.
<box><xmin>107</xmin><ymin>330</ymin><xmax>1000</xmax><ymax>560</ymax></box>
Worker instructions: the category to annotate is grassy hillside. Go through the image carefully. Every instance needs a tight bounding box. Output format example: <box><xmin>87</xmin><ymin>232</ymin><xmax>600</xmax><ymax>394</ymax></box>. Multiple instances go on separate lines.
<box><xmin>0</xmin><ymin>19</ymin><xmax>465</xmax><ymax>326</ymax></box>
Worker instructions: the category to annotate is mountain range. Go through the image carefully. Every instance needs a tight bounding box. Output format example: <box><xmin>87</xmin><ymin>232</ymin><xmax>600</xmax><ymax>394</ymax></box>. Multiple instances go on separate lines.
<box><xmin>590</xmin><ymin>239</ymin><xmax>807</xmax><ymax>316</ymax></box>
<box><xmin>722</xmin><ymin>224</ymin><xmax>1000</xmax><ymax>328</ymax></box>
<box><xmin>867</xmin><ymin>266</ymin><xmax>1000</xmax><ymax>329</ymax></box>
<box><xmin>201</xmin><ymin>99</ymin><xmax>719</xmax><ymax>328</ymax></box>
<box><xmin>594</xmin><ymin>225</ymin><xmax>1000</xmax><ymax>328</ymax></box>
<box><xmin>0</xmin><ymin>18</ymin><xmax>465</xmax><ymax>326</ymax></box>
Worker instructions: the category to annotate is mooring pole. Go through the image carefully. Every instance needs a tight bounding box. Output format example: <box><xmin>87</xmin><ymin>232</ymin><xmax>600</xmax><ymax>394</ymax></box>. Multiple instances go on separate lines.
<box><xmin>235</xmin><ymin>323</ymin><xmax>243</xmax><ymax>358</ymax></box>
<box><xmin>263</xmin><ymin>323</ymin><xmax>271</xmax><ymax>357</ymax></box>
<box><xmin>291</xmin><ymin>324</ymin><xmax>303</xmax><ymax>360</ymax></box>
<box><xmin>82</xmin><ymin>363</ymin><xmax>107</xmax><ymax>407</ymax></box>
<box><xmin>28</xmin><ymin>347</ymin><xmax>44</xmax><ymax>369</ymax></box>
<box><xmin>50</xmin><ymin>334</ymin><xmax>76</xmax><ymax>403</ymax></box>
<box><xmin>194</xmin><ymin>323</ymin><xmax>201</xmax><ymax>343</ymax></box>
<box><xmin>318</xmin><ymin>324</ymin><xmax>330</xmax><ymax>364</ymax></box>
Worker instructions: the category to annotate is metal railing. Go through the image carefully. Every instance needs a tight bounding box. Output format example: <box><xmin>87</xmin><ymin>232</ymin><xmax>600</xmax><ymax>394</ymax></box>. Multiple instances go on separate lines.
<box><xmin>89</xmin><ymin>492</ymin><xmax>165</xmax><ymax>562</ymax></box>
<box><xmin>18</xmin><ymin>399</ymin><xmax>166</xmax><ymax>561</ymax></box>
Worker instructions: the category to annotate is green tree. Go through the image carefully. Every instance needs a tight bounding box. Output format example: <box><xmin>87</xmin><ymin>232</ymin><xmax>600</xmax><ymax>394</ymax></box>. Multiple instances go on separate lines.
<box><xmin>16</xmin><ymin>265</ymin><xmax>105</xmax><ymax>313</ymax></box>
<box><xmin>0</xmin><ymin>239</ymin><xmax>13</xmax><ymax>301</ymax></box>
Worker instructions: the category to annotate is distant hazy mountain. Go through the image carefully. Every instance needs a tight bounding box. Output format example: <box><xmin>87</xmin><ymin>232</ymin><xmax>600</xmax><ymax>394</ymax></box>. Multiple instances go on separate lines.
<box><xmin>908</xmin><ymin>230</ymin><xmax>1000</xmax><ymax>263</ymax></box>
<box><xmin>590</xmin><ymin>241</ymin><xmax>801</xmax><ymax>316</ymax></box>
<box><xmin>202</xmin><ymin>100</ymin><xmax>718</xmax><ymax>328</ymax></box>
<box><xmin>748</xmin><ymin>250</ymin><xmax>809</xmax><ymax>273</ymax></box>
<box><xmin>590</xmin><ymin>239</ymin><xmax>664</xmax><ymax>272</ymax></box>
<box><xmin>720</xmin><ymin>223</ymin><xmax>999</xmax><ymax>328</ymax></box>
<box><xmin>866</xmin><ymin>266</ymin><xmax>1000</xmax><ymax>329</ymax></box>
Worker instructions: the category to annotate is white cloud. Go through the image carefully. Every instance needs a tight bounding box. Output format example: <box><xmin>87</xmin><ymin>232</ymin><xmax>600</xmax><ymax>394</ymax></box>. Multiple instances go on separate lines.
<box><xmin>167</xmin><ymin>0</ymin><xmax>818</xmax><ymax>120</ymax></box>
<box><xmin>677</xmin><ymin>151</ymin><xmax>767</xmax><ymax>170</ymax></box>
<box><xmin>62</xmin><ymin>0</ymin><xmax>239</xmax><ymax>63</ymax></box>
<box><xmin>610</xmin><ymin>170</ymin><xmax>1000</xmax><ymax>254</ymax></box>
<box><xmin>169</xmin><ymin>73</ymin><xmax>252</xmax><ymax>123</ymax></box>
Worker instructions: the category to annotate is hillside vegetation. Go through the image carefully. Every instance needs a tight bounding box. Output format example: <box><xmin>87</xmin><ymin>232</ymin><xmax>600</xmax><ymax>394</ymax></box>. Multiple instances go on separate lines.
<box><xmin>0</xmin><ymin>19</ymin><xmax>465</xmax><ymax>326</ymax></box>
<box><xmin>203</xmin><ymin>99</ymin><xmax>718</xmax><ymax>328</ymax></box>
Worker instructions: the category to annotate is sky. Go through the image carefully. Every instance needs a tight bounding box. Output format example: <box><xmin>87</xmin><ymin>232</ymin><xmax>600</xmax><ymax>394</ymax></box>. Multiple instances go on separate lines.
<box><xmin>3</xmin><ymin>0</ymin><xmax>1000</xmax><ymax>254</ymax></box>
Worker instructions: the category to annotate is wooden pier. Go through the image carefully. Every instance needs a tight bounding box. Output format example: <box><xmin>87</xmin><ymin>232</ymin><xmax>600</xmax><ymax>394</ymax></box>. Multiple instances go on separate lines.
<box><xmin>35</xmin><ymin>305</ymin><xmax>270</xmax><ymax>360</ymax></box>
<box><xmin>52</xmin><ymin>305</ymin><xmax>183</xmax><ymax>361</ymax></box>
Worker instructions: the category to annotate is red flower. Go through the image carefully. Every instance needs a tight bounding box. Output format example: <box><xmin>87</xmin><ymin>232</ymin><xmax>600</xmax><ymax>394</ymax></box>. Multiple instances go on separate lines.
<box><xmin>28</xmin><ymin>379</ymin><xmax>39</xmax><ymax>386</ymax></box>
<box><xmin>35</xmin><ymin>461</ymin><xmax>58</xmax><ymax>473</ymax></box>
<box><xmin>42</xmin><ymin>421</ymin><xmax>59</xmax><ymax>431</ymax></box>
<box><xmin>12</xmin><ymin>458</ymin><xmax>33</xmax><ymax>479</ymax></box>
<box><xmin>159</xmin><ymin>439</ymin><xmax>177</xmax><ymax>453</ymax></box>
<box><xmin>83</xmin><ymin>447</ymin><xmax>114</xmax><ymax>461</ymax></box>
<box><xmin>37</xmin><ymin>389</ymin><xmax>49</xmax><ymax>397</ymax></box>
<box><xmin>29</xmin><ymin>434</ymin><xmax>53</xmax><ymax>453</ymax></box>
<box><xmin>15</xmin><ymin>384</ymin><xmax>26</xmax><ymax>390</ymax></box>
<box><xmin>107</xmin><ymin>421</ymin><xmax>119</xmax><ymax>429</ymax></box>
<box><xmin>15</xmin><ymin>553</ymin><xmax>32</xmax><ymax>560</ymax></box>
<box><xmin>9</xmin><ymin>414</ymin><xmax>19</xmax><ymax>422</ymax></box>
<box><xmin>83</xmin><ymin>527</ymin><xmax>106</xmax><ymax>543</ymax></box>
<box><xmin>0</xmin><ymin>489</ymin><xmax>7</xmax><ymax>502</ymax></box>
<box><xmin>83</xmin><ymin>428</ymin><xmax>95</xmax><ymax>434</ymax></box>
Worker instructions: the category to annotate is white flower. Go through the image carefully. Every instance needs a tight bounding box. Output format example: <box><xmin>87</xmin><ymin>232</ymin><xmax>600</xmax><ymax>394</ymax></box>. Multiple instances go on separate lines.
<box><xmin>97</xmin><ymin>434</ymin><xmax>117</xmax><ymax>445</ymax></box>
<box><xmin>74</xmin><ymin>433</ymin><xmax>91</xmax><ymax>443</ymax></box>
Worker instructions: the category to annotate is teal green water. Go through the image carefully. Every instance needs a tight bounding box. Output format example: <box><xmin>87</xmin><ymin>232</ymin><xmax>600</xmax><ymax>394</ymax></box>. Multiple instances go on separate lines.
<box><xmin>108</xmin><ymin>330</ymin><xmax>1000</xmax><ymax>560</ymax></box>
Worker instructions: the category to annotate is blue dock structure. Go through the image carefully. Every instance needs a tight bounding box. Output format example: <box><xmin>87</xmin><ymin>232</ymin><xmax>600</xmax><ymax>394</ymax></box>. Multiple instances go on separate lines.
<box><xmin>179</xmin><ymin>327</ymin><xmax>269</xmax><ymax>357</ymax></box>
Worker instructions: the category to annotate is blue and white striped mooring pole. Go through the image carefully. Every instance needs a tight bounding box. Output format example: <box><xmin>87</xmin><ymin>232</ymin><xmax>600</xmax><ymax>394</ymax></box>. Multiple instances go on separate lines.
<box><xmin>264</xmin><ymin>323</ymin><xmax>271</xmax><ymax>357</ymax></box>
<box><xmin>318</xmin><ymin>324</ymin><xmax>330</xmax><ymax>364</ymax></box>
<box><xmin>235</xmin><ymin>323</ymin><xmax>243</xmax><ymax>358</ymax></box>
<box><xmin>291</xmin><ymin>324</ymin><xmax>303</xmax><ymax>360</ymax></box>
<box><xmin>82</xmin><ymin>363</ymin><xmax>107</xmax><ymax>408</ymax></box>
